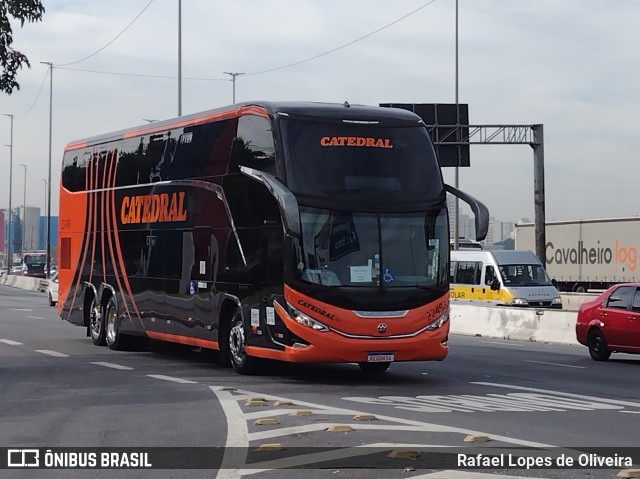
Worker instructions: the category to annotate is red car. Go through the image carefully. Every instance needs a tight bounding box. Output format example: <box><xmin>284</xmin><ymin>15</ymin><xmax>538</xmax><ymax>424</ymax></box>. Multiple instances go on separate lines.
<box><xmin>576</xmin><ymin>283</ymin><xmax>640</xmax><ymax>361</ymax></box>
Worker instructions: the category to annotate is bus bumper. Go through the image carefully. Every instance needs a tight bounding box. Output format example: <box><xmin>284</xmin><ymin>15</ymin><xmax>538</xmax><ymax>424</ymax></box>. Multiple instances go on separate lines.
<box><xmin>245</xmin><ymin>321</ymin><xmax>449</xmax><ymax>364</ymax></box>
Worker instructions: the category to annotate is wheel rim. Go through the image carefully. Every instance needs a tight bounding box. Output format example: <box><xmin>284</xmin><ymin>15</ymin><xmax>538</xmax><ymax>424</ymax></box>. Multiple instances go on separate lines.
<box><xmin>89</xmin><ymin>302</ymin><xmax>101</xmax><ymax>339</ymax></box>
<box><xmin>106</xmin><ymin>305</ymin><xmax>117</xmax><ymax>344</ymax></box>
<box><xmin>592</xmin><ymin>333</ymin><xmax>603</xmax><ymax>353</ymax></box>
<box><xmin>229</xmin><ymin>321</ymin><xmax>246</xmax><ymax>365</ymax></box>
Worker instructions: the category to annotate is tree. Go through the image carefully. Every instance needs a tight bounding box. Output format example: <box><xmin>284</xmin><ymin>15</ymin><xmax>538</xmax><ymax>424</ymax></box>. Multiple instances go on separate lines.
<box><xmin>0</xmin><ymin>0</ymin><xmax>45</xmax><ymax>95</ymax></box>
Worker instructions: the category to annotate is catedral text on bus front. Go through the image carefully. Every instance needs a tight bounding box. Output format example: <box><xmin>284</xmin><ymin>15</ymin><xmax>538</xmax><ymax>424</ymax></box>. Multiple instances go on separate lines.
<box><xmin>57</xmin><ymin>101</ymin><xmax>488</xmax><ymax>374</ymax></box>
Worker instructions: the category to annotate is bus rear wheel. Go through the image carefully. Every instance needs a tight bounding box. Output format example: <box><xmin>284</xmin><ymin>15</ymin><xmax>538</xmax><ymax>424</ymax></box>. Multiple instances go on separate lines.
<box><xmin>358</xmin><ymin>361</ymin><xmax>391</xmax><ymax>373</ymax></box>
<box><xmin>89</xmin><ymin>297</ymin><xmax>105</xmax><ymax>346</ymax></box>
<box><xmin>105</xmin><ymin>297</ymin><xmax>127</xmax><ymax>351</ymax></box>
<box><xmin>228</xmin><ymin>311</ymin><xmax>258</xmax><ymax>374</ymax></box>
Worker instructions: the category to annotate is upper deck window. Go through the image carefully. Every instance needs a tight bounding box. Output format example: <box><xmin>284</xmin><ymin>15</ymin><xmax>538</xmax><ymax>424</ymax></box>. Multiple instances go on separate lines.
<box><xmin>280</xmin><ymin>119</ymin><xmax>443</xmax><ymax>208</ymax></box>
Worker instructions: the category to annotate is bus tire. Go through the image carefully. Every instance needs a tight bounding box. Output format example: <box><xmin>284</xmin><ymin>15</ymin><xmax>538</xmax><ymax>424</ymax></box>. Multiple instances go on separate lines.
<box><xmin>89</xmin><ymin>296</ymin><xmax>105</xmax><ymax>346</ymax></box>
<box><xmin>228</xmin><ymin>310</ymin><xmax>258</xmax><ymax>374</ymax></box>
<box><xmin>358</xmin><ymin>361</ymin><xmax>391</xmax><ymax>373</ymax></box>
<box><xmin>105</xmin><ymin>297</ymin><xmax>127</xmax><ymax>351</ymax></box>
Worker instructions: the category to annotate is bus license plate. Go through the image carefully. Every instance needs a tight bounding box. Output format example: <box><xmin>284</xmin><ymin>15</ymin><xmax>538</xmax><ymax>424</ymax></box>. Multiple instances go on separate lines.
<box><xmin>367</xmin><ymin>353</ymin><xmax>394</xmax><ymax>363</ymax></box>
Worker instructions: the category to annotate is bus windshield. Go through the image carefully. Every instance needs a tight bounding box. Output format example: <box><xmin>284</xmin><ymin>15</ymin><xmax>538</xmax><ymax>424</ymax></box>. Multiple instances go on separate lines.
<box><xmin>294</xmin><ymin>206</ymin><xmax>449</xmax><ymax>290</ymax></box>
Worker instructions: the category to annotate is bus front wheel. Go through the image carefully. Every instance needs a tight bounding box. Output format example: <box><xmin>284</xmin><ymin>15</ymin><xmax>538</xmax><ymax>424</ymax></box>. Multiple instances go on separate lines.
<box><xmin>229</xmin><ymin>311</ymin><xmax>258</xmax><ymax>374</ymax></box>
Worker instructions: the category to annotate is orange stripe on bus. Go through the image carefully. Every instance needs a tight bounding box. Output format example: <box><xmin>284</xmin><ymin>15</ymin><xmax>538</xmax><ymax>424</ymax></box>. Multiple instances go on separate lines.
<box><xmin>122</xmin><ymin>106</ymin><xmax>269</xmax><ymax>139</ymax></box>
<box><xmin>108</xmin><ymin>149</ymin><xmax>141</xmax><ymax>321</ymax></box>
<box><xmin>146</xmin><ymin>330</ymin><xmax>219</xmax><ymax>350</ymax></box>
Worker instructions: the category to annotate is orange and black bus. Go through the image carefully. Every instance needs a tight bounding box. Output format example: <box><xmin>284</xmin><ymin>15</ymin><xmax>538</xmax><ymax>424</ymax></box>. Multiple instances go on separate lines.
<box><xmin>57</xmin><ymin>101</ymin><xmax>488</xmax><ymax>374</ymax></box>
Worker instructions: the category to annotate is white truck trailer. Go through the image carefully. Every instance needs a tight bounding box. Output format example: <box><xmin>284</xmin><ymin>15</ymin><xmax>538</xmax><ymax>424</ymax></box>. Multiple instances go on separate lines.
<box><xmin>514</xmin><ymin>217</ymin><xmax>639</xmax><ymax>292</ymax></box>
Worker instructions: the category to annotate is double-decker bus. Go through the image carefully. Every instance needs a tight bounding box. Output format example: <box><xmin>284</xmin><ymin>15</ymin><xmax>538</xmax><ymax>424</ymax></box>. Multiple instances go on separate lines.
<box><xmin>58</xmin><ymin>101</ymin><xmax>488</xmax><ymax>374</ymax></box>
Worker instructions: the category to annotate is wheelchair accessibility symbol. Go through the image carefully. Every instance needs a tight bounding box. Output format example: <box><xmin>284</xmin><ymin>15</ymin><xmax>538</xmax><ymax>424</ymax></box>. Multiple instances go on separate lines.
<box><xmin>382</xmin><ymin>268</ymin><xmax>395</xmax><ymax>283</ymax></box>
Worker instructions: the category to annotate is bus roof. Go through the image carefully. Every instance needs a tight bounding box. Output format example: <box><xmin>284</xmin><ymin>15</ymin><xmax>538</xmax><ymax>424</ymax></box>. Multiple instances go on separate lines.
<box><xmin>64</xmin><ymin>101</ymin><xmax>425</xmax><ymax>152</ymax></box>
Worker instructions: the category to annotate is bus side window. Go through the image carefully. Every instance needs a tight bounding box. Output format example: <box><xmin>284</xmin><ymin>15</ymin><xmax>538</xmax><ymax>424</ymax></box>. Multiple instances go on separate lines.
<box><xmin>230</xmin><ymin>116</ymin><xmax>277</xmax><ymax>175</ymax></box>
<box><xmin>455</xmin><ymin>261</ymin><xmax>481</xmax><ymax>285</ymax></box>
<box><xmin>449</xmin><ymin>260</ymin><xmax>457</xmax><ymax>283</ymax></box>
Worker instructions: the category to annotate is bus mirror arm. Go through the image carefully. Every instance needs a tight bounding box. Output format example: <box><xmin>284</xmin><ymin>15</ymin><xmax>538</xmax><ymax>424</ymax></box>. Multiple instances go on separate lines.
<box><xmin>444</xmin><ymin>184</ymin><xmax>490</xmax><ymax>242</ymax></box>
<box><xmin>240</xmin><ymin>166</ymin><xmax>301</xmax><ymax>237</ymax></box>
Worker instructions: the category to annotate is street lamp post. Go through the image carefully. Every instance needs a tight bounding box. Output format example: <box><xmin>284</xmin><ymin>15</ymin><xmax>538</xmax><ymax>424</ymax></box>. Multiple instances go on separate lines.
<box><xmin>20</xmin><ymin>163</ymin><xmax>26</xmax><ymax>253</ymax></box>
<box><xmin>41</xmin><ymin>179</ymin><xmax>48</xmax><ymax>252</ymax></box>
<box><xmin>178</xmin><ymin>0</ymin><xmax>182</xmax><ymax>116</ymax></box>
<box><xmin>3</xmin><ymin>115</ymin><xmax>14</xmax><ymax>270</ymax></box>
<box><xmin>41</xmin><ymin>61</ymin><xmax>53</xmax><ymax>278</ymax></box>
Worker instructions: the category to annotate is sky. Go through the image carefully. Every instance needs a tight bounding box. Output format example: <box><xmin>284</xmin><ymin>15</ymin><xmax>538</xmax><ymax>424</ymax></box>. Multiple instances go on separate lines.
<box><xmin>1</xmin><ymin>0</ymin><xmax>639</xmax><ymax>224</ymax></box>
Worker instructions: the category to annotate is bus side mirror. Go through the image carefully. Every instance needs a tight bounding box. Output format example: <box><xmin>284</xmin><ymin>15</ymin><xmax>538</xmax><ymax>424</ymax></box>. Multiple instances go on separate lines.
<box><xmin>490</xmin><ymin>278</ymin><xmax>500</xmax><ymax>291</ymax></box>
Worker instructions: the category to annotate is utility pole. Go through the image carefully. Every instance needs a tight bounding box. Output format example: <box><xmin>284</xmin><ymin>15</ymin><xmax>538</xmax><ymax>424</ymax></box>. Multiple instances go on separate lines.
<box><xmin>41</xmin><ymin>61</ymin><xmax>53</xmax><ymax>278</ymax></box>
<box><xmin>453</xmin><ymin>0</ymin><xmax>460</xmax><ymax>251</ymax></box>
<box><xmin>223</xmin><ymin>72</ymin><xmax>245</xmax><ymax>104</ymax></box>
<box><xmin>20</xmin><ymin>164</ymin><xmax>26</xmax><ymax>253</ymax></box>
<box><xmin>2</xmin><ymin>114</ymin><xmax>13</xmax><ymax>271</ymax></box>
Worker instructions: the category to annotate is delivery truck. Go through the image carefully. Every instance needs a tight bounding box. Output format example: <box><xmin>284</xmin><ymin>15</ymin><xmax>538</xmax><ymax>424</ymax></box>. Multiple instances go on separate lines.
<box><xmin>514</xmin><ymin>217</ymin><xmax>640</xmax><ymax>293</ymax></box>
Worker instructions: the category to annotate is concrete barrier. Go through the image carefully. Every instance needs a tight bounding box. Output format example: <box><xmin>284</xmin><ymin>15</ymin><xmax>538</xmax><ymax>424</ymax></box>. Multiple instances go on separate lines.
<box><xmin>0</xmin><ymin>274</ymin><xmax>43</xmax><ymax>292</ymax></box>
<box><xmin>560</xmin><ymin>292</ymin><xmax>599</xmax><ymax>311</ymax></box>
<box><xmin>0</xmin><ymin>272</ymin><xmax>581</xmax><ymax>347</ymax></box>
<box><xmin>450</xmin><ymin>303</ymin><xmax>578</xmax><ymax>345</ymax></box>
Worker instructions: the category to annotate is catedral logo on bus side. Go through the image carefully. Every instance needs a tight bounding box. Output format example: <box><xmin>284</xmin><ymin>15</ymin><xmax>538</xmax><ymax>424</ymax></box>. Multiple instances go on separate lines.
<box><xmin>320</xmin><ymin>136</ymin><xmax>393</xmax><ymax>148</ymax></box>
<box><xmin>120</xmin><ymin>192</ymin><xmax>187</xmax><ymax>225</ymax></box>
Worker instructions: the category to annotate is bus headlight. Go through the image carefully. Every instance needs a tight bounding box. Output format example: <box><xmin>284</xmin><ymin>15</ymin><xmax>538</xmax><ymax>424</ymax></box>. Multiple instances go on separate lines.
<box><xmin>426</xmin><ymin>308</ymin><xmax>449</xmax><ymax>330</ymax></box>
<box><xmin>286</xmin><ymin>303</ymin><xmax>330</xmax><ymax>332</ymax></box>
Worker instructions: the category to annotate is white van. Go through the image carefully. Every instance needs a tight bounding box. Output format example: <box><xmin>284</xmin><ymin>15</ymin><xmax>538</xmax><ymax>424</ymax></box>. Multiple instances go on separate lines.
<box><xmin>450</xmin><ymin>249</ymin><xmax>562</xmax><ymax>308</ymax></box>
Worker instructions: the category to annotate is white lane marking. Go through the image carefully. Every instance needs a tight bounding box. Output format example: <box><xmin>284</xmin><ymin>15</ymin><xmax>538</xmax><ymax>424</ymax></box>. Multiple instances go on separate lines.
<box><xmin>10</xmin><ymin>308</ymin><xmax>32</xmax><ymax>311</ymax></box>
<box><xmin>244</xmin><ymin>408</ymin><xmax>347</xmax><ymax>421</ymax></box>
<box><xmin>237</xmin><ymin>443</ymin><xmax>450</xmax><ymax>477</ymax></box>
<box><xmin>343</xmin><ymin>391</ymin><xmax>622</xmax><ymax>413</ymax></box>
<box><xmin>210</xmin><ymin>388</ymin><xmax>249</xmax><ymax>479</ymax></box>
<box><xmin>146</xmin><ymin>375</ymin><xmax>198</xmax><ymax>384</ymax></box>
<box><xmin>27</xmin><ymin>316</ymin><xmax>44</xmax><ymax>320</ymax></box>
<box><xmin>0</xmin><ymin>339</ymin><xmax>23</xmax><ymax>346</ymax></box>
<box><xmin>620</xmin><ymin>411</ymin><xmax>640</xmax><ymax>414</ymax></box>
<box><xmin>35</xmin><ymin>350</ymin><xmax>70</xmax><ymax>358</ymax></box>
<box><xmin>412</xmin><ymin>471</ymin><xmax>525</xmax><ymax>479</ymax></box>
<box><xmin>248</xmin><ymin>423</ymin><xmax>432</xmax><ymax>442</ymax></box>
<box><xmin>525</xmin><ymin>360</ymin><xmax>585</xmax><ymax>369</ymax></box>
<box><xmin>234</xmin><ymin>388</ymin><xmax>554</xmax><ymax>448</ymax></box>
<box><xmin>482</xmin><ymin>340</ymin><xmax>526</xmax><ymax>347</ymax></box>
<box><xmin>90</xmin><ymin>362</ymin><xmax>134</xmax><ymax>371</ymax></box>
<box><xmin>473</xmin><ymin>382</ymin><xmax>640</xmax><ymax>409</ymax></box>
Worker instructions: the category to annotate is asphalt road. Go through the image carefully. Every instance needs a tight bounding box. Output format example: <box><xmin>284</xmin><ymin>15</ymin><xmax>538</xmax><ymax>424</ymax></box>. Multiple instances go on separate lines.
<box><xmin>1</xmin><ymin>284</ymin><xmax>638</xmax><ymax>479</ymax></box>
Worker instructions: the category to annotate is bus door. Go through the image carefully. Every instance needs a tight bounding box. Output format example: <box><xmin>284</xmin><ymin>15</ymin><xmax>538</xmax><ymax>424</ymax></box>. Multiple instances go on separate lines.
<box><xmin>190</xmin><ymin>227</ymin><xmax>218</xmax><ymax>345</ymax></box>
